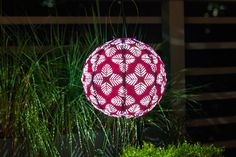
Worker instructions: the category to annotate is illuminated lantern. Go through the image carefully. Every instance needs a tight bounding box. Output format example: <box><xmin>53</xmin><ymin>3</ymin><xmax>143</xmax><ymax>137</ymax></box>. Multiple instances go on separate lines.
<box><xmin>81</xmin><ymin>38</ymin><xmax>167</xmax><ymax>118</ymax></box>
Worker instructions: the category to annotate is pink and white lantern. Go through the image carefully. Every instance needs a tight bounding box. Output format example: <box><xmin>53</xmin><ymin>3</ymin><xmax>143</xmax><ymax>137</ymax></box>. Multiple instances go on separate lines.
<box><xmin>81</xmin><ymin>38</ymin><xmax>167</xmax><ymax>118</ymax></box>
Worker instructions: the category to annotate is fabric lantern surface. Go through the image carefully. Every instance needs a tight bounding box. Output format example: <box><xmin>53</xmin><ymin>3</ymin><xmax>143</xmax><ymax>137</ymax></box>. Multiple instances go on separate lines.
<box><xmin>81</xmin><ymin>38</ymin><xmax>167</xmax><ymax>118</ymax></box>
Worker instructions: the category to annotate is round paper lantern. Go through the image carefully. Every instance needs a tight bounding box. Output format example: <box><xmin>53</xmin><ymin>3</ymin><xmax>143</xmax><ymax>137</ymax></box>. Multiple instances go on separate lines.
<box><xmin>81</xmin><ymin>38</ymin><xmax>167</xmax><ymax>118</ymax></box>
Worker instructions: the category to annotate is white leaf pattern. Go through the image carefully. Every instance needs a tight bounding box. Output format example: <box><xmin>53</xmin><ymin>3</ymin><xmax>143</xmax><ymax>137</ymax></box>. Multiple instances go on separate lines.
<box><xmin>85</xmin><ymin>73</ymin><xmax>92</xmax><ymax>85</ymax></box>
<box><xmin>151</xmin><ymin>94</ymin><xmax>159</xmax><ymax>104</ymax></box>
<box><xmin>128</xmin><ymin>104</ymin><xmax>140</xmax><ymax>113</ymax></box>
<box><xmin>116</xmin><ymin>43</ymin><xmax>130</xmax><ymax>50</ymax></box>
<box><xmin>101</xmin><ymin>82</ymin><xmax>112</xmax><ymax>95</ymax></box>
<box><xmin>90</xmin><ymin>54</ymin><xmax>98</xmax><ymax>64</ymax></box>
<box><xmin>111</xmin><ymin>96</ymin><xmax>124</xmax><ymax>107</ymax></box>
<box><xmin>105</xmin><ymin>47</ymin><xmax>116</xmax><ymax>57</ymax></box>
<box><xmin>96</xmin><ymin>55</ymin><xmax>105</xmax><ymax>65</ymax></box>
<box><xmin>144</xmin><ymin>73</ymin><xmax>155</xmax><ymax>86</ymax></box>
<box><xmin>149</xmin><ymin>86</ymin><xmax>157</xmax><ymax>96</ymax></box>
<box><xmin>150</xmin><ymin>54</ymin><xmax>158</xmax><ymax>64</ymax></box>
<box><xmin>150</xmin><ymin>64</ymin><xmax>157</xmax><ymax>72</ymax></box>
<box><xmin>135</xmin><ymin>64</ymin><xmax>146</xmax><ymax>77</ymax></box>
<box><xmin>101</xmin><ymin>64</ymin><xmax>113</xmax><ymax>77</ymax></box>
<box><xmin>156</xmin><ymin>73</ymin><xmax>163</xmax><ymax>85</ymax></box>
<box><xmin>93</xmin><ymin>73</ymin><xmax>103</xmax><ymax>85</ymax></box>
<box><xmin>105</xmin><ymin>104</ymin><xmax>117</xmax><ymax>113</ymax></box>
<box><xmin>125</xmin><ymin>95</ymin><xmax>135</xmax><ymax>106</ymax></box>
<box><xmin>130</xmin><ymin>47</ymin><xmax>141</xmax><ymax>57</ymax></box>
<box><xmin>125</xmin><ymin>54</ymin><xmax>135</xmax><ymax>64</ymax></box>
<box><xmin>96</xmin><ymin>94</ymin><xmax>106</xmax><ymax>105</ymax></box>
<box><xmin>141</xmin><ymin>54</ymin><xmax>151</xmax><ymax>64</ymax></box>
<box><xmin>134</xmin><ymin>82</ymin><xmax>147</xmax><ymax>95</ymax></box>
<box><xmin>109</xmin><ymin>74</ymin><xmax>123</xmax><ymax>86</ymax></box>
<box><xmin>112</xmin><ymin>54</ymin><xmax>123</xmax><ymax>64</ymax></box>
<box><xmin>135</xmin><ymin>43</ymin><xmax>148</xmax><ymax>50</ymax></box>
<box><xmin>140</xmin><ymin>96</ymin><xmax>151</xmax><ymax>107</ymax></box>
<box><xmin>126</xmin><ymin>73</ymin><xmax>138</xmax><ymax>86</ymax></box>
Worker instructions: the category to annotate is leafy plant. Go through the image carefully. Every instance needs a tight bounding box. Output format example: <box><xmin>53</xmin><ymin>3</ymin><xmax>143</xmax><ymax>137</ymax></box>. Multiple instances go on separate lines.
<box><xmin>120</xmin><ymin>141</ymin><xmax>224</xmax><ymax>157</ymax></box>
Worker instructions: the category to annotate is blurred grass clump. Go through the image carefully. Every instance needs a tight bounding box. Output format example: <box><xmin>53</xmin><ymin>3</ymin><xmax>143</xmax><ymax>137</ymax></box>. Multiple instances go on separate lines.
<box><xmin>120</xmin><ymin>141</ymin><xmax>224</xmax><ymax>157</ymax></box>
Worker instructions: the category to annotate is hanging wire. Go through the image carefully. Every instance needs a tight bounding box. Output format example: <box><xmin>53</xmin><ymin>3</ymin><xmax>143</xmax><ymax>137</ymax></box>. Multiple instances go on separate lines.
<box><xmin>108</xmin><ymin>0</ymin><xmax>118</xmax><ymax>37</ymax></box>
<box><xmin>121</xmin><ymin>0</ymin><xmax>127</xmax><ymax>37</ymax></box>
<box><xmin>108</xmin><ymin>0</ymin><xmax>139</xmax><ymax>38</ymax></box>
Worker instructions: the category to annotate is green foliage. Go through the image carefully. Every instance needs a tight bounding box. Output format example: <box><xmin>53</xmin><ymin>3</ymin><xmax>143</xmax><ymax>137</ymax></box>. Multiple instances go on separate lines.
<box><xmin>120</xmin><ymin>141</ymin><xmax>224</xmax><ymax>157</ymax></box>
